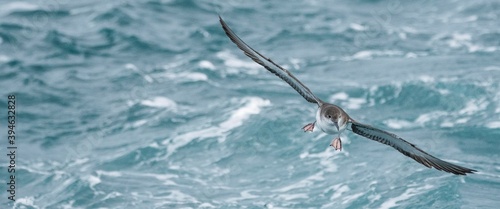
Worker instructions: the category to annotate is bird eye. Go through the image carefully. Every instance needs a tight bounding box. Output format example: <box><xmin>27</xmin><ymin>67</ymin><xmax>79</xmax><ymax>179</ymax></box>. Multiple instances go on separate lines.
<box><xmin>327</xmin><ymin>115</ymin><xmax>331</xmax><ymax>118</ymax></box>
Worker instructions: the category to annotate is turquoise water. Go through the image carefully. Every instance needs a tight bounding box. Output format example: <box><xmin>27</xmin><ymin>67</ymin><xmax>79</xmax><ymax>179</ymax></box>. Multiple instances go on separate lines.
<box><xmin>1</xmin><ymin>0</ymin><xmax>500</xmax><ymax>208</ymax></box>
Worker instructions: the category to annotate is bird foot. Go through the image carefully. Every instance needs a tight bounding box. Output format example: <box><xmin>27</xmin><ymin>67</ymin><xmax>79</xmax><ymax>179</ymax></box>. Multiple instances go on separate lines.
<box><xmin>330</xmin><ymin>137</ymin><xmax>342</xmax><ymax>151</ymax></box>
<box><xmin>302</xmin><ymin>122</ymin><xmax>315</xmax><ymax>132</ymax></box>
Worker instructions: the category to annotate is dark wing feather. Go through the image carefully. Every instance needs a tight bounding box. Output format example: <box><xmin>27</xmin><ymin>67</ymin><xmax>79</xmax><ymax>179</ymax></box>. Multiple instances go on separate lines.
<box><xmin>219</xmin><ymin>16</ymin><xmax>323</xmax><ymax>105</ymax></box>
<box><xmin>350</xmin><ymin>121</ymin><xmax>476</xmax><ymax>175</ymax></box>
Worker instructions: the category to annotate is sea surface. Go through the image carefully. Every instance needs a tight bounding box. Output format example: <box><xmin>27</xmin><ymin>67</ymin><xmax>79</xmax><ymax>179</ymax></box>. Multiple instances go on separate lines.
<box><xmin>1</xmin><ymin>0</ymin><xmax>500</xmax><ymax>208</ymax></box>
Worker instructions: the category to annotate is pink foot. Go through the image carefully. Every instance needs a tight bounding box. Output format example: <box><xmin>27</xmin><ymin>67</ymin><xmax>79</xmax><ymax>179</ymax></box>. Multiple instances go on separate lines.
<box><xmin>330</xmin><ymin>137</ymin><xmax>342</xmax><ymax>151</ymax></box>
<box><xmin>302</xmin><ymin>122</ymin><xmax>315</xmax><ymax>132</ymax></box>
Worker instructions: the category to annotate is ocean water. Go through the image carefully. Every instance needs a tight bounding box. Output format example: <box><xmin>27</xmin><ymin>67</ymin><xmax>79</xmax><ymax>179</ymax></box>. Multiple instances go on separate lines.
<box><xmin>1</xmin><ymin>0</ymin><xmax>500</xmax><ymax>208</ymax></box>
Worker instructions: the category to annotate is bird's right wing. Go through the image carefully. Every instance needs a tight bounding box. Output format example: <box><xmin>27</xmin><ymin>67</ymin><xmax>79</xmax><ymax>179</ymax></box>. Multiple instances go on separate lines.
<box><xmin>350</xmin><ymin>121</ymin><xmax>476</xmax><ymax>175</ymax></box>
<box><xmin>219</xmin><ymin>16</ymin><xmax>323</xmax><ymax>105</ymax></box>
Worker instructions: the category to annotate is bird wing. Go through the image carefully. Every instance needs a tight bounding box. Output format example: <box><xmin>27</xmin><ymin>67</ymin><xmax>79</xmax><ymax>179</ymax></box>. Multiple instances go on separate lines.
<box><xmin>219</xmin><ymin>16</ymin><xmax>323</xmax><ymax>105</ymax></box>
<box><xmin>350</xmin><ymin>121</ymin><xmax>476</xmax><ymax>175</ymax></box>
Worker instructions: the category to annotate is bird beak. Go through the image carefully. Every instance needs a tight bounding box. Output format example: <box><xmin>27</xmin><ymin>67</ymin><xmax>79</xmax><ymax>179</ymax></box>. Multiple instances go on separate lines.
<box><xmin>334</xmin><ymin>121</ymin><xmax>339</xmax><ymax>131</ymax></box>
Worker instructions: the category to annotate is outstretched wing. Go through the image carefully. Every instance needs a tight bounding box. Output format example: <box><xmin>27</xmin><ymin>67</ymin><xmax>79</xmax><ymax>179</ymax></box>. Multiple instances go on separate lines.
<box><xmin>350</xmin><ymin>121</ymin><xmax>476</xmax><ymax>175</ymax></box>
<box><xmin>219</xmin><ymin>16</ymin><xmax>323</xmax><ymax>105</ymax></box>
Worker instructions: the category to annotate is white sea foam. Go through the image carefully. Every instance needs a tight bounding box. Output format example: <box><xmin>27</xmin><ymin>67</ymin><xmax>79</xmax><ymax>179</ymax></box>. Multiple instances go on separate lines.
<box><xmin>331</xmin><ymin>184</ymin><xmax>350</xmax><ymax>199</ymax></box>
<box><xmin>265</xmin><ymin>203</ymin><xmax>275</xmax><ymax>209</ymax></box>
<box><xmin>448</xmin><ymin>33</ymin><xmax>471</xmax><ymax>48</ymax></box>
<box><xmin>446</xmin><ymin>33</ymin><xmax>497</xmax><ymax>53</ymax></box>
<box><xmin>132</xmin><ymin>119</ymin><xmax>148</xmax><ymax>128</ymax></box>
<box><xmin>345</xmin><ymin>98</ymin><xmax>366</xmax><ymax>110</ymax></box>
<box><xmin>277</xmin><ymin>193</ymin><xmax>309</xmax><ymax>200</ymax></box>
<box><xmin>330</xmin><ymin>92</ymin><xmax>349</xmax><ymax>101</ymax></box>
<box><xmin>300</xmin><ymin>149</ymin><xmax>333</xmax><ymax>159</ymax></box>
<box><xmin>347</xmin><ymin>50</ymin><xmax>403</xmax><ymax>60</ymax></box>
<box><xmin>219</xmin><ymin>98</ymin><xmax>270</xmax><ymax>133</ymax></box>
<box><xmin>96</xmin><ymin>170</ymin><xmax>122</xmax><ymax>177</ymax></box>
<box><xmin>197</xmin><ymin>203</ymin><xmax>216</xmax><ymax>208</ymax></box>
<box><xmin>217</xmin><ymin>50</ymin><xmax>260</xmax><ymax>71</ymax></box>
<box><xmin>384</xmin><ymin>119</ymin><xmax>414</xmax><ymax>129</ymax></box>
<box><xmin>125</xmin><ymin>63</ymin><xmax>154</xmax><ymax>83</ymax></box>
<box><xmin>240</xmin><ymin>190</ymin><xmax>258</xmax><ymax>199</ymax></box>
<box><xmin>125</xmin><ymin>172</ymin><xmax>178</xmax><ymax>186</ymax></box>
<box><xmin>60</xmin><ymin>200</ymin><xmax>75</xmax><ymax>209</ymax></box>
<box><xmin>415</xmin><ymin>113</ymin><xmax>432</xmax><ymax>124</ymax></box>
<box><xmin>320</xmin><ymin>184</ymin><xmax>358</xmax><ymax>208</ymax></box>
<box><xmin>289</xmin><ymin>58</ymin><xmax>302</xmax><ymax>69</ymax></box>
<box><xmin>164</xmin><ymin>72</ymin><xmax>208</xmax><ymax>81</ymax></box>
<box><xmin>300</xmin><ymin>147</ymin><xmax>343</xmax><ymax>173</ymax></box>
<box><xmin>436</xmin><ymin>89</ymin><xmax>450</xmax><ymax>95</ymax></box>
<box><xmin>369</xmin><ymin>194</ymin><xmax>382</xmax><ymax>203</ymax></box>
<box><xmin>14</xmin><ymin>196</ymin><xmax>38</xmax><ymax>209</ymax></box>
<box><xmin>350</xmin><ymin>23</ymin><xmax>367</xmax><ymax>31</ymax></box>
<box><xmin>0</xmin><ymin>2</ymin><xmax>39</xmax><ymax>15</ymax></box>
<box><xmin>418</xmin><ymin>75</ymin><xmax>435</xmax><ymax>83</ymax></box>
<box><xmin>440</xmin><ymin>121</ymin><xmax>454</xmax><ymax>128</ymax></box>
<box><xmin>223</xmin><ymin>190</ymin><xmax>259</xmax><ymax>202</ymax></box>
<box><xmin>162</xmin><ymin>59</ymin><xmax>186</xmax><ymax>70</ymax></box>
<box><xmin>398</xmin><ymin>32</ymin><xmax>407</xmax><ymax>40</ymax></box>
<box><xmin>486</xmin><ymin>121</ymin><xmax>500</xmax><ymax>129</ymax></box>
<box><xmin>342</xmin><ymin>192</ymin><xmax>364</xmax><ymax>204</ymax></box>
<box><xmin>199</xmin><ymin>60</ymin><xmax>216</xmax><ymax>70</ymax></box>
<box><xmin>0</xmin><ymin>55</ymin><xmax>10</xmax><ymax>63</ymax></box>
<box><xmin>164</xmin><ymin>190</ymin><xmax>198</xmax><ymax>202</ymax></box>
<box><xmin>351</xmin><ymin>51</ymin><xmax>373</xmax><ymax>60</ymax></box>
<box><xmin>405</xmin><ymin>52</ymin><xmax>417</xmax><ymax>58</ymax></box>
<box><xmin>458</xmin><ymin>99</ymin><xmax>488</xmax><ymax>115</ymax></box>
<box><xmin>379</xmin><ymin>184</ymin><xmax>433</xmax><ymax>209</ymax></box>
<box><xmin>140</xmin><ymin>96</ymin><xmax>177</xmax><ymax>109</ymax></box>
<box><xmin>275</xmin><ymin>172</ymin><xmax>324</xmax><ymax>192</ymax></box>
<box><xmin>17</xmin><ymin>162</ymin><xmax>52</xmax><ymax>176</ymax></box>
<box><xmin>385</xmin><ymin>109</ymin><xmax>460</xmax><ymax>129</ymax></box>
<box><xmin>135</xmin><ymin>172</ymin><xmax>178</xmax><ymax>181</ymax></box>
<box><xmin>85</xmin><ymin>175</ymin><xmax>101</xmax><ymax>188</ymax></box>
<box><xmin>451</xmin><ymin>15</ymin><xmax>478</xmax><ymax>23</ymax></box>
<box><xmin>68</xmin><ymin>157</ymin><xmax>90</xmax><ymax>167</ymax></box>
<box><xmin>160</xmin><ymin>59</ymin><xmax>207</xmax><ymax>81</ymax></box>
<box><xmin>329</xmin><ymin>92</ymin><xmax>366</xmax><ymax>110</ymax></box>
<box><xmin>402</xmin><ymin>26</ymin><xmax>418</xmax><ymax>34</ymax></box>
<box><xmin>102</xmin><ymin>191</ymin><xmax>123</xmax><ymax>201</ymax></box>
<box><xmin>467</xmin><ymin>44</ymin><xmax>497</xmax><ymax>53</ymax></box>
<box><xmin>163</xmin><ymin>97</ymin><xmax>270</xmax><ymax>156</ymax></box>
<box><xmin>415</xmin><ymin>111</ymin><xmax>447</xmax><ymax>125</ymax></box>
<box><xmin>484</xmin><ymin>66</ymin><xmax>500</xmax><ymax>71</ymax></box>
<box><xmin>455</xmin><ymin>118</ymin><xmax>469</xmax><ymax>124</ymax></box>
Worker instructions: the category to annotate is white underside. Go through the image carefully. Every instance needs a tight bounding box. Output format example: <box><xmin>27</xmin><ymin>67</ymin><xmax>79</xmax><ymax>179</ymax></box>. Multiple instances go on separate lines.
<box><xmin>315</xmin><ymin>107</ymin><xmax>347</xmax><ymax>135</ymax></box>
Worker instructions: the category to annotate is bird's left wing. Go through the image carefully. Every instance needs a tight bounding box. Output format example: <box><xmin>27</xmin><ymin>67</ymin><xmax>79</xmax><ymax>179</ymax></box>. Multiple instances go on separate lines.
<box><xmin>219</xmin><ymin>16</ymin><xmax>323</xmax><ymax>105</ymax></box>
<box><xmin>350</xmin><ymin>121</ymin><xmax>476</xmax><ymax>175</ymax></box>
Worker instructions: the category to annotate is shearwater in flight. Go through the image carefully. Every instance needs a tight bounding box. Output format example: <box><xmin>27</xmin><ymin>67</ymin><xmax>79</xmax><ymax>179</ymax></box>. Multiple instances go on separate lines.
<box><xmin>219</xmin><ymin>16</ymin><xmax>476</xmax><ymax>175</ymax></box>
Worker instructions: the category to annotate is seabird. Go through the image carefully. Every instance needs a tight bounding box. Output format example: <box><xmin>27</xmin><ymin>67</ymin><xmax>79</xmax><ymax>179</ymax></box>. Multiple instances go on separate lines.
<box><xmin>219</xmin><ymin>16</ymin><xmax>476</xmax><ymax>175</ymax></box>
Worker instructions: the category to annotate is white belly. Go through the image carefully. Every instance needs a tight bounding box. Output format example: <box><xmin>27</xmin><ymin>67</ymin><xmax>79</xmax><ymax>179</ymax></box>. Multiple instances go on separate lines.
<box><xmin>315</xmin><ymin>108</ymin><xmax>347</xmax><ymax>135</ymax></box>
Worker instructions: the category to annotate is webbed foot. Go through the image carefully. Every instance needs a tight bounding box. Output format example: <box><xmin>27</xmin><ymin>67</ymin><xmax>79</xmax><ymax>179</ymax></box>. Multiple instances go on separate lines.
<box><xmin>302</xmin><ymin>122</ymin><xmax>315</xmax><ymax>132</ymax></box>
<box><xmin>330</xmin><ymin>137</ymin><xmax>342</xmax><ymax>151</ymax></box>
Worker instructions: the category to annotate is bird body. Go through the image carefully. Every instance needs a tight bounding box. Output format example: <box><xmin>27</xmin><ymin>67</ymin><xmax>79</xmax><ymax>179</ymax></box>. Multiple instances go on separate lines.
<box><xmin>219</xmin><ymin>16</ymin><xmax>476</xmax><ymax>175</ymax></box>
<box><xmin>316</xmin><ymin>104</ymin><xmax>349</xmax><ymax>135</ymax></box>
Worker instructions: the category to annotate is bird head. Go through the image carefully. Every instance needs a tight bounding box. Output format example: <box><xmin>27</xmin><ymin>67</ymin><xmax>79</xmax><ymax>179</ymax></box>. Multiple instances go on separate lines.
<box><xmin>323</xmin><ymin>107</ymin><xmax>345</xmax><ymax>131</ymax></box>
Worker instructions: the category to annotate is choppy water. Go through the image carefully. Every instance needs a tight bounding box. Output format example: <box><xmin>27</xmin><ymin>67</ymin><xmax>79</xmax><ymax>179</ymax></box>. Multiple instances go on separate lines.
<box><xmin>1</xmin><ymin>0</ymin><xmax>500</xmax><ymax>208</ymax></box>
